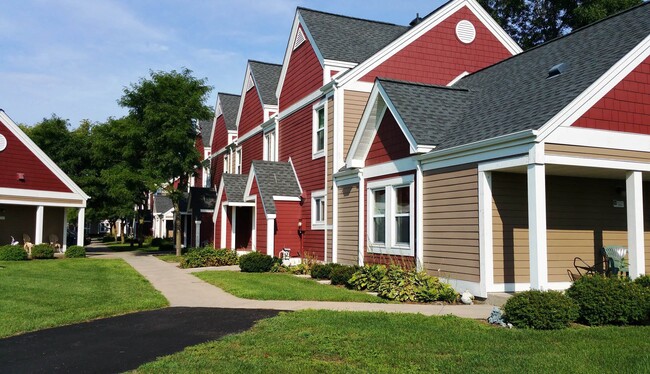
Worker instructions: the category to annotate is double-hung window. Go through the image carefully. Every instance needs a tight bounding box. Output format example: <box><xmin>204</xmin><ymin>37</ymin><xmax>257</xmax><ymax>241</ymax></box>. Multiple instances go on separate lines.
<box><xmin>312</xmin><ymin>104</ymin><xmax>325</xmax><ymax>159</ymax></box>
<box><xmin>224</xmin><ymin>154</ymin><xmax>230</xmax><ymax>173</ymax></box>
<box><xmin>264</xmin><ymin>130</ymin><xmax>276</xmax><ymax>161</ymax></box>
<box><xmin>235</xmin><ymin>147</ymin><xmax>242</xmax><ymax>174</ymax></box>
<box><xmin>311</xmin><ymin>190</ymin><xmax>326</xmax><ymax>230</ymax></box>
<box><xmin>367</xmin><ymin>175</ymin><xmax>414</xmax><ymax>256</ymax></box>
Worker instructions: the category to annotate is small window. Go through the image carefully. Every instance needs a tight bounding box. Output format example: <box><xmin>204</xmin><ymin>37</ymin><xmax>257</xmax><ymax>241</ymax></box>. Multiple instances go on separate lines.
<box><xmin>224</xmin><ymin>154</ymin><xmax>230</xmax><ymax>174</ymax></box>
<box><xmin>367</xmin><ymin>176</ymin><xmax>414</xmax><ymax>256</ymax></box>
<box><xmin>372</xmin><ymin>189</ymin><xmax>386</xmax><ymax>243</ymax></box>
<box><xmin>312</xmin><ymin>105</ymin><xmax>325</xmax><ymax>158</ymax></box>
<box><xmin>394</xmin><ymin>186</ymin><xmax>410</xmax><ymax>245</ymax></box>
<box><xmin>311</xmin><ymin>190</ymin><xmax>326</xmax><ymax>229</ymax></box>
<box><xmin>235</xmin><ymin>147</ymin><xmax>242</xmax><ymax>174</ymax></box>
<box><xmin>264</xmin><ymin>130</ymin><xmax>276</xmax><ymax>161</ymax></box>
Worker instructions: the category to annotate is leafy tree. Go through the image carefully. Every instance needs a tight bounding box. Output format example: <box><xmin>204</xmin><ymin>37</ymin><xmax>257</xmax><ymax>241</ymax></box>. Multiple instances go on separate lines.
<box><xmin>119</xmin><ymin>68</ymin><xmax>212</xmax><ymax>255</ymax></box>
<box><xmin>479</xmin><ymin>0</ymin><xmax>641</xmax><ymax>49</ymax></box>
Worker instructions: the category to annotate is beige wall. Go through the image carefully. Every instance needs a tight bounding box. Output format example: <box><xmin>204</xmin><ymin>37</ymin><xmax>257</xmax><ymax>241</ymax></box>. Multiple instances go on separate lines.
<box><xmin>546</xmin><ymin>143</ymin><xmax>650</xmax><ymax>163</ymax></box>
<box><xmin>337</xmin><ymin>184</ymin><xmax>359</xmax><ymax>265</ymax></box>
<box><xmin>422</xmin><ymin>166</ymin><xmax>480</xmax><ymax>282</ymax></box>
<box><xmin>343</xmin><ymin>90</ymin><xmax>370</xmax><ymax>158</ymax></box>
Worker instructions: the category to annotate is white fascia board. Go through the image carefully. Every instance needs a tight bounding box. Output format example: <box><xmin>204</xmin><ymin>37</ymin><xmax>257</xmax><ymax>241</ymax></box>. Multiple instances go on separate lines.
<box><xmin>0</xmin><ymin>196</ymin><xmax>86</xmax><ymax>208</ymax></box>
<box><xmin>261</xmin><ymin>116</ymin><xmax>277</xmax><ymax>132</ymax></box>
<box><xmin>323</xmin><ymin>59</ymin><xmax>357</xmax><ymax>69</ymax></box>
<box><xmin>288</xmin><ymin>157</ymin><xmax>303</xmax><ymax>194</ymax></box>
<box><xmin>234</xmin><ymin>64</ymin><xmax>254</xmax><ymax>134</ymax></box>
<box><xmin>478</xmin><ymin>155</ymin><xmax>529</xmax><ymax>171</ymax></box>
<box><xmin>337</xmin><ymin>0</ymin><xmax>521</xmax><ymax>88</ymax></box>
<box><xmin>344</xmin><ymin>80</ymin><xmax>374</xmax><ymax>93</ymax></box>
<box><xmin>362</xmin><ymin>158</ymin><xmax>418</xmax><ymax>180</ymax></box>
<box><xmin>213</xmin><ymin>180</ymin><xmax>225</xmax><ymax>223</ymax></box>
<box><xmin>537</xmin><ymin>35</ymin><xmax>650</xmax><ymax>141</ymax></box>
<box><xmin>0</xmin><ymin>111</ymin><xmax>90</xmax><ymax>201</ymax></box>
<box><xmin>346</xmin><ymin>84</ymin><xmax>382</xmax><ymax>166</ymax></box>
<box><xmin>200</xmin><ymin>209</ymin><xmax>214</xmax><ymax>213</ymax></box>
<box><xmin>273</xmin><ymin>196</ymin><xmax>301</xmax><ymax>202</ymax></box>
<box><xmin>447</xmin><ymin>71</ymin><xmax>470</xmax><ymax>86</ymax></box>
<box><xmin>243</xmin><ymin>165</ymin><xmax>256</xmax><ymax>198</ymax></box>
<box><xmin>546</xmin><ymin>121</ymin><xmax>650</xmax><ymax>152</ymax></box>
<box><xmin>208</xmin><ymin>98</ymin><xmax>222</xmax><ymax>152</ymax></box>
<box><xmin>545</xmin><ymin>155</ymin><xmax>650</xmax><ymax>173</ymax></box>
<box><xmin>334</xmin><ymin>173</ymin><xmax>360</xmax><ymax>187</ymax></box>
<box><xmin>228</xmin><ymin>202</ymin><xmax>256</xmax><ymax>207</ymax></box>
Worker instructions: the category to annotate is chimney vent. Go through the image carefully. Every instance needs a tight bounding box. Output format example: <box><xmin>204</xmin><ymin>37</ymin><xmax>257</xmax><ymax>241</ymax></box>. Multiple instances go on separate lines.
<box><xmin>409</xmin><ymin>13</ymin><xmax>423</xmax><ymax>27</ymax></box>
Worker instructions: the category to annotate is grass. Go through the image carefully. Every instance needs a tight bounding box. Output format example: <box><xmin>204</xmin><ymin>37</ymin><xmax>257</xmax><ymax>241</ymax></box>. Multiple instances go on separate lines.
<box><xmin>195</xmin><ymin>271</ymin><xmax>386</xmax><ymax>303</ymax></box>
<box><xmin>135</xmin><ymin>310</ymin><xmax>650</xmax><ymax>373</ymax></box>
<box><xmin>0</xmin><ymin>258</ymin><xmax>168</xmax><ymax>338</ymax></box>
<box><xmin>155</xmin><ymin>254</ymin><xmax>183</xmax><ymax>263</ymax></box>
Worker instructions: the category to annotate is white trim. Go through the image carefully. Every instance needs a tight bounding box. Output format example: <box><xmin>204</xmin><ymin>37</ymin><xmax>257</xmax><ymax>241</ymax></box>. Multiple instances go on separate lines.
<box><xmin>447</xmin><ymin>71</ymin><xmax>470</xmax><ymax>86</ymax></box>
<box><xmin>344</xmin><ymin>80</ymin><xmax>373</xmax><ymax>93</ymax></box>
<box><xmin>231</xmin><ymin>206</ymin><xmax>236</xmax><ymax>249</ymax></box>
<box><xmin>76</xmin><ymin>207</ymin><xmax>85</xmax><ymax>247</ymax></box>
<box><xmin>333</xmin><ymin>86</ymin><xmax>343</xmax><ymax>172</ymax></box>
<box><xmin>545</xmin><ymin>126</ymin><xmax>650</xmax><ymax>152</ymax></box>
<box><xmin>267</xmin><ymin>217</ymin><xmax>275</xmax><ymax>256</ymax></box>
<box><xmin>273</xmin><ymin>196</ymin><xmax>301</xmax><ymax>202</ymax></box>
<box><xmin>235</xmin><ymin>146</ymin><xmax>242</xmax><ymax>174</ymax></box>
<box><xmin>287</xmin><ymin>157</ymin><xmax>303</xmax><ymax>195</ymax></box>
<box><xmin>490</xmin><ymin>282</ymin><xmax>574</xmax><ymax>293</ymax></box>
<box><xmin>478</xmin><ymin>170</ymin><xmax>493</xmax><ymax>298</ymax></box>
<box><xmin>251</xmin><ymin>195</ymin><xmax>257</xmax><ymax>251</ymax></box>
<box><xmin>312</xmin><ymin>100</ymin><xmax>327</xmax><ymax>159</ymax></box>
<box><xmin>237</xmin><ymin>124</ymin><xmax>264</xmax><ymax>144</ymax></box>
<box><xmin>545</xmin><ymin>155</ymin><xmax>650</xmax><ymax>173</ymax></box>
<box><xmin>376</xmin><ymin>83</ymin><xmax>421</xmax><ymax>154</ymax></box>
<box><xmin>362</xmin><ymin>158</ymin><xmax>418</xmax><ymax>180</ymax></box>
<box><xmin>35</xmin><ymin>205</ymin><xmax>44</xmax><ymax>244</ymax></box>
<box><xmin>0</xmin><ymin>111</ymin><xmax>89</xmax><ymax>201</ymax></box>
<box><xmin>277</xmin><ymin>89</ymin><xmax>324</xmax><ymax>120</ymax></box>
<box><xmin>446</xmin><ymin>278</ymin><xmax>482</xmax><ymax>298</ymax></box>
<box><xmin>358</xmin><ymin>173</ymin><xmax>365</xmax><ymax>266</ymax></box>
<box><xmin>334</xmin><ymin>172</ymin><xmax>360</xmax><ymax>186</ymax></box>
<box><xmin>0</xmin><ymin>198</ymin><xmax>86</xmax><ymax>208</ymax></box>
<box><xmin>213</xmin><ymin>179</ymin><xmax>225</xmax><ymax>223</ymax></box>
<box><xmin>199</xmin><ymin>209</ymin><xmax>213</xmax><ymax>213</ymax></box>
<box><xmin>478</xmin><ymin>155</ymin><xmax>529</xmax><ymax>172</ymax></box>
<box><xmin>527</xmin><ymin>162</ymin><xmax>548</xmax><ymax>290</ymax></box>
<box><xmin>337</xmin><ymin>0</ymin><xmax>521</xmax><ymax>87</ymax></box>
<box><xmin>62</xmin><ymin>209</ymin><xmax>68</xmax><ymax>251</ymax></box>
<box><xmin>415</xmin><ymin>164</ymin><xmax>424</xmax><ymax>271</ymax></box>
<box><xmin>220</xmin><ymin>205</ymin><xmax>227</xmax><ymax>248</ymax></box>
<box><xmin>420</xmin><ymin>141</ymin><xmax>535</xmax><ymax>172</ymax></box>
<box><xmin>263</xmin><ymin>128</ymin><xmax>277</xmax><ymax>161</ymax></box>
<box><xmin>626</xmin><ymin>171</ymin><xmax>645</xmax><ymax>278</ymax></box>
<box><xmin>195</xmin><ymin>219</ymin><xmax>201</xmax><ymax>247</ymax></box>
<box><xmin>537</xmin><ymin>34</ymin><xmax>650</xmax><ymax>141</ymax></box>
<box><xmin>311</xmin><ymin>189</ymin><xmax>326</xmax><ymax>230</ymax></box>
<box><xmin>228</xmin><ymin>202</ymin><xmax>256</xmax><ymax>207</ymax></box>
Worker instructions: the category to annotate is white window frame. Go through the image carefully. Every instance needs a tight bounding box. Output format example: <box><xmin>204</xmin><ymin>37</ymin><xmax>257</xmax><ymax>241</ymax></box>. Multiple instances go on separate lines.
<box><xmin>235</xmin><ymin>147</ymin><xmax>242</xmax><ymax>174</ymax></box>
<box><xmin>311</xmin><ymin>189</ymin><xmax>326</xmax><ymax>230</ymax></box>
<box><xmin>263</xmin><ymin>129</ymin><xmax>277</xmax><ymax>161</ymax></box>
<box><xmin>312</xmin><ymin>102</ymin><xmax>326</xmax><ymax>159</ymax></box>
<box><xmin>224</xmin><ymin>154</ymin><xmax>230</xmax><ymax>174</ymax></box>
<box><xmin>367</xmin><ymin>175</ymin><xmax>414</xmax><ymax>256</ymax></box>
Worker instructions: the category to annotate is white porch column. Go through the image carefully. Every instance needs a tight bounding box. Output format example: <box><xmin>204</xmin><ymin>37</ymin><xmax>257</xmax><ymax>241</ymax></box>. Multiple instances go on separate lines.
<box><xmin>35</xmin><ymin>205</ymin><xmax>44</xmax><ymax>244</ymax></box>
<box><xmin>231</xmin><ymin>208</ymin><xmax>237</xmax><ymax>250</ymax></box>
<box><xmin>183</xmin><ymin>215</ymin><xmax>188</xmax><ymax>248</ymax></box>
<box><xmin>527</xmin><ymin>164</ymin><xmax>548</xmax><ymax>290</ymax></box>
<box><xmin>358</xmin><ymin>174</ymin><xmax>365</xmax><ymax>267</ymax></box>
<box><xmin>77</xmin><ymin>207</ymin><xmax>85</xmax><ymax>246</ymax></box>
<box><xmin>62</xmin><ymin>209</ymin><xmax>68</xmax><ymax>251</ymax></box>
<box><xmin>626</xmin><ymin>171</ymin><xmax>645</xmax><ymax>278</ymax></box>
<box><xmin>267</xmin><ymin>217</ymin><xmax>275</xmax><ymax>256</ymax></box>
<box><xmin>195</xmin><ymin>220</ymin><xmax>201</xmax><ymax>247</ymax></box>
<box><xmin>220</xmin><ymin>206</ymin><xmax>227</xmax><ymax>248</ymax></box>
<box><xmin>416</xmin><ymin>164</ymin><xmax>424</xmax><ymax>271</ymax></box>
<box><xmin>478</xmin><ymin>171</ymin><xmax>494</xmax><ymax>298</ymax></box>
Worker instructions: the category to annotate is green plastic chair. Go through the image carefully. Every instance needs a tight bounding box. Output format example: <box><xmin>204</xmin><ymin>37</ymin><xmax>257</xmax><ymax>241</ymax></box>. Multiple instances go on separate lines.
<box><xmin>602</xmin><ymin>246</ymin><xmax>628</xmax><ymax>276</ymax></box>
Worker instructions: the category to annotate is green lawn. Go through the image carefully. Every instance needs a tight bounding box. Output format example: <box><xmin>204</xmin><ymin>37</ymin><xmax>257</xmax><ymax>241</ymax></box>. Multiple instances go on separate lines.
<box><xmin>0</xmin><ymin>259</ymin><xmax>168</xmax><ymax>338</ymax></box>
<box><xmin>135</xmin><ymin>310</ymin><xmax>650</xmax><ymax>373</ymax></box>
<box><xmin>195</xmin><ymin>271</ymin><xmax>386</xmax><ymax>303</ymax></box>
<box><xmin>155</xmin><ymin>254</ymin><xmax>182</xmax><ymax>263</ymax></box>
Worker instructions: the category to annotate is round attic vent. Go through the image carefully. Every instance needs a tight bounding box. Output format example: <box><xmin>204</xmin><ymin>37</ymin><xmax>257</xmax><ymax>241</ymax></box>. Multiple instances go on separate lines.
<box><xmin>456</xmin><ymin>20</ymin><xmax>476</xmax><ymax>44</ymax></box>
<box><xmin>0</xmin><ymin>134</ymin><xmax>6</xmax><ymax>152</ymax></box>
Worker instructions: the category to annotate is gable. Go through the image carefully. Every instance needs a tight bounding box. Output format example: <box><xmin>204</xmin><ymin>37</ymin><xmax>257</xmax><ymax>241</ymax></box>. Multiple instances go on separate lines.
<box><xmin>366</xmin><ymin>110</ymin><xmax>412</xmax><ymax>166</ymax></box>
<box><xmin>238</xmin><ymin>82</ymin><xmax>265</xmax><ymax>136</ymax></box>
<box><xmin>211</xmin><ymin>116</ymin><xmax>229</xmax><ymax>153</ymax></box>
<box><xmin>279</xmin><ymin>25</ymin><xmax>324</xmax><ymax>111</ymax></box>
<box><xmin>572</xmin><ymin>57</ymin><xmax>650</xmax><ymax>135</ymax></box>
<box><xmin>361</xmin><ymin>6</ymin><xmax>513</xmax><ymax>85</ymax></box>
<box><xmin>0</xmin><ymin>116</ymin><xmax>73</xmax><ymax>193</ymax></box>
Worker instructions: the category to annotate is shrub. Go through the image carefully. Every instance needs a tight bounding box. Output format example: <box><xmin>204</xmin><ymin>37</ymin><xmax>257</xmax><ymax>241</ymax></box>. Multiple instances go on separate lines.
<box><xmin>158</xmin><ymin>240</ymin><xmax>174</xmax><ymax>251</ymax></box>
<box><xmin>180</xmin><ymin>247</ymin><xmax>239</xmax><ymax>269</ymax></box>
<box><xmin>239</xmin><ymin>251</ymin><xmax>279</xmax><ymax>273</ymax></box>
<box><xmin>31</xmin><ymin>244</ymin><xmax>54</xmax><ymax>259</ymax></box>
<box><xmin>349</xmin><ymin>264</ymin><xmax>387</xmax><ymax>292</ymax></box>
<box><xmin>102</xmin><ymin>236</ymin><xmax>116</xmax><ymax>243</ymax></box>
<box><xmin>330</xmin><ymin>265</ymin><xmax>358</xmax><ymax>287</ymax></box>
<box><xmin>64</xmin><ymin>245</ymin><xmax>86</xmax><ymax>258</ymax></box>
<box><xmin>634</xmin><ymin>275</ymin><xmax>650</xmax><ymax>288</ymax></box>
<box><xmin>566</xmin><ymin>275</ymin><xmax>650</xmax><ymax>326</ymax></box>
<box><xmin>377</xmin><ymin>266</ymin><xmax>457</xmax><ymax>303</ymax></box>
<box><xmin>503</xmin><ymin>290</ymin><xmax>579</xmax><ymax>330</ymax></box>
<box><xmin>311</xmin><ymin>263</ymin><xmax>342</xmax><ymax>280</ymax></box>
<box><xmin>0</xmin><ymin>245</ymin><xmax>28</xmax><ymax>261</ymax></box>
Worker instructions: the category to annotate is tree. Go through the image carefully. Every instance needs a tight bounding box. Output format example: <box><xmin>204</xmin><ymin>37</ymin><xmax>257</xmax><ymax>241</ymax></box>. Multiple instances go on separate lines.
<box><xmin>479</xmin><ymin>0</ymin><xmax>641</xmax><ymax>49</ymax></box>
<box><xmin>119</xmin><ymin>69</ymin><xmax>212</xmax><ymax>255</ymax></box>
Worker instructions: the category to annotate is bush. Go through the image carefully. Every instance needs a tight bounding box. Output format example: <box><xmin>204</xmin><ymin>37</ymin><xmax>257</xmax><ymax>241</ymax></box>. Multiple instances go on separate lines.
<box><xmin>330</xmin><ymin>265</ymin><xmax>358</xmax><ymax>287</ymax></box>
<box><xmin>180</xmin><ymin>247</ymin><xmax>239</xmax><ymax>269</ymax></box>
<box><xmin>239</xmin><ymin>251</ymin><xmax>279</xmax><ymax>273</ymax></box>
<box><xmin>0</xmin><ymin>245</ymin><xmax>28</xmax><ymax>261</ymax></box>
<box><xmin>566</xmin><ymin>275</ymin><xmax>650</xmax><ymax>326</ymax></box>
<box><xmin>158</xmin><ymin>240</ymin><xmax>174</xmax><ymax>252</ymax></box>
<box><xmin>65</xmin><ymin>245</ymin><xmax>86</xmax><ymax>258</ymax></box>
<box><xmin>377</xmin><ymin>266</ymin><xmax>457</xmax><ymax>303</ymax></box>
<box><xmin>634</xmin><ymin>275</ymin><xmax>650</xmax><ymax>288</ymax></box>
<box><xmin>102</xmin><ymin>236</ymin><xmax>116</xmax><ymax>243</ymax></box>
<box><xmin>31</xmin><ymin>244</ymin><xmax>54</xmax><ymax>259</ymax></box>
<box><xmin>349</xmin><ymin>265</ymin><xmax>388</xmax><ymax>292</ymax></box>
<box><xmin>503</xmin><ymin>290</ymin><xmax>579</xmax><ymax>330</ymax></box>
<box><xmin>311</xmin><ymin>263</ymin><xmax>342</xmax><ymax>280</ymax></box>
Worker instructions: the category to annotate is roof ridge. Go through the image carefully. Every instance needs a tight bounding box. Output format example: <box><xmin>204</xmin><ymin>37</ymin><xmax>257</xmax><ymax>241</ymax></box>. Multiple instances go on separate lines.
<box><xmin>464</xmin><ymin>2</ymin><xmax>650</xmax><ymax>79</ymax></box>
<box><xmin>297</xmin><ymin>6</ymin><xmax>406</xmax><ymax>28</ymax></box>
<box><xmin>377</xmin><ymin>77</ymin><xmax>470</xmax><ymax>92</ymax></box>
<box><xmin>248</xmin><ymin>59</ymin><xmax>282</xmax><ymax>67</ymax></box>
<box><xmin>219</xmin><ymin>92</ymin><xmax>241</xmax><ymax>98</ymax></box>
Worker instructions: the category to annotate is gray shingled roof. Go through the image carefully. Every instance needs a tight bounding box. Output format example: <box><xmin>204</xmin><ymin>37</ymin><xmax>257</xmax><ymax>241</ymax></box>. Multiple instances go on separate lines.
<box><xmin>378</xmin><ymin>79</ymin><xmax>471</xmax><ymax>147</ymax></box>
<box><xmin>198</xmin><ymin>119</ymin><xmax>213</xmax><ymax>148</ymax></box>
<box><xmin>188</xmin><ymin>187</ymin><xmax>217</xmax><ymax>212</ymax></box>
<box><xmin>222</xmin><ymin>174</ymin><xmax>249</xmax><ymax>203</ymax></box>
<box><xmin>377</xmin><ymin>3</ymin><xmax>650</xmax><ymax>151</ymax></box>
<box><xmin>153</xmin><ymin>194</ymin><xmax>173</xmax><ymax>214</ymax></box>
<box><xmin>218</xmin><ymin>93</ymin><xmax>241</xmax><ymax>131</ymax></box>
<box><xmin>252</xmin><ymin>161</ymin><xmax>302</xmax><ymax>215</ymax></box>
<box><xmin>249</xmin><ymin>61</ymin><xmax>282</xmax><ymax>106</ymax></box>
<box><xmin>298</xmin><ymin>7</ymin><xmax>408</xmax><ymax>63</ymax></box>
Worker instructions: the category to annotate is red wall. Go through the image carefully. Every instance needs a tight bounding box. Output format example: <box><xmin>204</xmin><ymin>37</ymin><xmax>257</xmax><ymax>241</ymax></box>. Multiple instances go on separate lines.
<box><xmin>210</xmin><ymin>153</ymin><xmax>224</xmax><ymax>188</ymax></box>
<box><xmin>249</xmin><ymin>179</ymin><xmax>267</xmax><ymax>253</ymax></box>
<box><xmin>212</xmin><ymin>116</ymin><xmax>229</xmax><ymax>153</ymax></box>
<box><xmin>238</xmin><ymin>87</ymin><xmax>264</xmax><ymax>136</ymax></box>
<box><xmin>573</xmin><ymin>57</ymin><xmax>650</xmax><ymax>134</ymax></box>
<box><xmin>366</xmin><ymin>111</ymin><xmax>411</xmax><ymax>166</ymax></box>
<box><xmin>278</xmin><ymin>104</ymin><xmax>325</xmax><ymax>259</ymax></box>
<box><xmin>0</xmin><ymin>120</ymin><xmax>71</xmax><ymax>192</ymax></box>
<box><xmin>274</xmin><ymin>201</ymin><xmax>302</xmax><ymax>257</ymax></box>
<box><xmin>225</xmin><ymin>206</ymin><xmax>233</xmax><ymax>248</ymax></box>
<box><xmin>279</xmin><ymin>26</ymin><xmax>323</xmax><ymax>111</ymax></box>
<box><xmin>215</xmin><ymin>203</ymin><xmax>222</xmax><ymax>248</ymax></box>
<box><xmin>361</xmin><ymin>6</ymin><xmax>513</xmax><ymax>85</ymax></box>
<box><xmin>240</xmin><ymin>133</ymin><xmax>263</xmax><ymax>175</ymax></box>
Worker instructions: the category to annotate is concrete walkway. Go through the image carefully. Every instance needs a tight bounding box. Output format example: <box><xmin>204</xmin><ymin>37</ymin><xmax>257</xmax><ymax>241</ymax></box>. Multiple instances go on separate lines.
<box><xmin>88</xmin><ymin>244</ymin><xmax>494</xmax><ymax>319</ymax></box>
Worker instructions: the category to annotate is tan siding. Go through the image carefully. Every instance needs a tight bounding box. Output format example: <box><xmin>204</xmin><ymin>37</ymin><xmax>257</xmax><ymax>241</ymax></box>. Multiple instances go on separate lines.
<box><xmin>337</xmin><ymin>184</ymin><xmax>359</xmax><ymax>265</ymax></box>
<box><xmin>343</xmin><ymin>90</ymin><xmax>370</xmax><ymax>157</ymax></box>
<box><xmin>326</xmin><ymin>97</ymin><xmax>334</xmax><ymax>261</ymax></box>
<box><xmin>546</xmin><ymin>143</ymin><xmax>650</xmax><ymax>163</ymax></box>
<box><xmin>422</xmin><ymin>166</ymin><xmax>480</xmax><ymax>282</ymax></box>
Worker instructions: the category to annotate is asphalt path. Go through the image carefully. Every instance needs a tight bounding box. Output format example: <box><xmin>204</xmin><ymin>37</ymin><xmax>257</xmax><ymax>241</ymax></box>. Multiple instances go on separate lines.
<box><xmin>0</xmin><ymin>307</ymin><xmax>281</xmax><ymax>373</ymax></box>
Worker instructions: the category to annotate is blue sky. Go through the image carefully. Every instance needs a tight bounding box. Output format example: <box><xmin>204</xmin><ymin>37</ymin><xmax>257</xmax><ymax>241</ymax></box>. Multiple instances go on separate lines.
<box><xmin>1</xmin><ymin>0</ymin><xmax>446</xmax><ymax>127</ymax></box>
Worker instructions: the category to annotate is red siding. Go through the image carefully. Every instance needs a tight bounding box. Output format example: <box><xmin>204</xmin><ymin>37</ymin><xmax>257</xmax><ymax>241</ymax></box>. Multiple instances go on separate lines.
<box><xmin>210</xmin><ymin>153</ymin><xmax>224</xmax><ymax>188</ymax></box>
<box><xmin>0</xmin><ymin>120</ymin><xmax>71</xmax><ymax>192</ymax></box>
<box><xmin>212</xmin><ymin>116</ymin><xmax>229</xmax><ymax>153</ymax></box>
<box><xmin>238</xmin><ymin>87</ymin><xmax>264</xmax><ymax>136</ymax></box>
<box><xmin>366</xmin><ymin>111</ymin><xmax>411</xmax><ymax>166</ymax></box>
<box><xmin>240</xmin><ymin>133</ymin><xmax>263</xmax><ymax>175</ymax></box>
<box><xmin>274</xmin><ymin>201</ymin><xmax>302</xmax><ymax>257</ymax></box>
<box><xmin>225</xmin><ymin>206</ymin><xmax>233</xmax><ymax>248</ymax></box>
<box><xmin>361</xmin><ymin>6</ymin><xmax>513</xmax><ymax>85</ymax></box>
<box><xmin>215</xmin><ymin>203</ymin><xmax>222</xmax><ymax>248</ymax></box>
<box><xmin>278</xmin><ymin>104</ymin><xmax>325</xmax><ymax>259</ymax></box>
<box><xmin>573</xmin><ymin>57</ymin><xmax>650</xmax><ymax>134</ymax></box>
<box><xmin>279</xmin><ymin>26</ymin><xmax>323</xmax><ymax>111</ymax></box>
